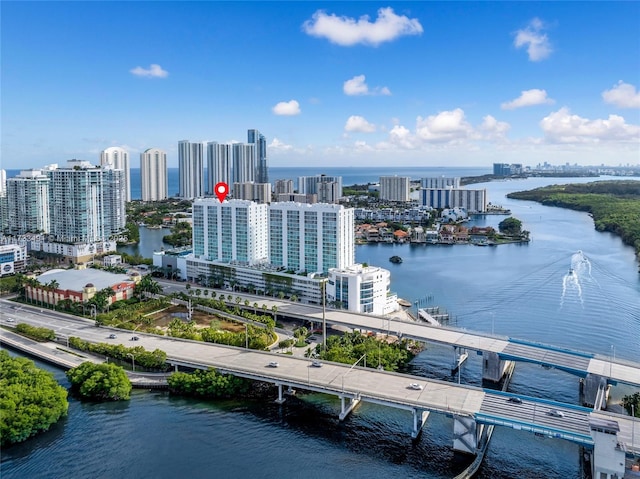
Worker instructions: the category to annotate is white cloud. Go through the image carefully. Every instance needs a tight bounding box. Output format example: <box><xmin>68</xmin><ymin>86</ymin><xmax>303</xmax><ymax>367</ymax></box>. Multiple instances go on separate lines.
<box><xmin>501</xmin><ymin>89</ymin><xmax>555</xmax><ymax>110</ymax></box>
<box><xmin>302</xmin><ymin>7</ymin><xmax>423</xmax><ymax>47</ymax></box>
<box><xmin>540</xmin><ymin>107</ymin><xmax>640</xmax><ymax>143</ymax></box>
<box><xmin>345</xmin><ymin>115</ymin><xmax>376</xmax><ymax>133</ymax></box>
<box><xmin>602</xmin><ymin>81</ymin><xmax>640</xmax><ymax>109</ymax></box>
<box><xmin>514</xmin><ymin>18</ymin><xmax>552</xmax><ymax>61</ymax></box>
<box><xmin>480</xmin><ymin>115</ymin><xmax>511</xmax><ymax>140</ymax></box>
<box><xmin>415</xmin><ymin>108</ymin><xmax>477</xmax><ymax>143</ymax></box>
<box><xmin>343</xmin><ymin>75</ymin><xmax>391</xmax><ymax>96</ymax></box>
<box><xmin>129</xmin><ymin>64</ymin><xmax>169</xmax><ymax>78</ymax></box>
<box><xmin>272</xmin><ymin>100</ymin><xmax>301</xmax><ymax>116</ymax></box>
<box><xmin>269</xmin><ymin>138</ymin><xmax>294</xmax><ymax>151</ymax></box>
<box><xmin>388</xmin><ymin>125</ymin><xmax>417</xmax><ymax>149</ymax></box>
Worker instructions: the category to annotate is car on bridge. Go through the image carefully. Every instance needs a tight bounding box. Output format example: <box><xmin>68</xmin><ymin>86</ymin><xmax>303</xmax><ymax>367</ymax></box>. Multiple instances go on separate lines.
<box><xmin>108</xmin><ymin>334</ymin><xmax>117</xmax><ymax>339</ymax></box>
<box><xmin>408</xmin><ymin>383</ymin><xmax>423</xmax><ymax>390</ymax></box>
<box><xmin>268</xmin><ymin>361</ymin><xmax>279</xmax><ymax>368</ymax></box>
<box><xmin>311</xmin><ymin>360</ymin><xmax>322</xmax><ymax>368</ymax></box>
<box><xmin>507</xmin><ymin>397</ymin><xmax>523</xmax><ymax>404</ymax></box>
<box><xmin>130</xmin><ymin>336</ymin><xmax>140</xmax><ymax>341</ymax></box>
<box><xmin>548</xmin><ymin>409</ymin><xmax>565</xmax><ymax>418</ymax></box>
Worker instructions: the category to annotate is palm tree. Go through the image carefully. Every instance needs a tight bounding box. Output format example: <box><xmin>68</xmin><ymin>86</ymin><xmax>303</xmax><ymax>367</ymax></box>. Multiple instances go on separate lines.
<box><xmin>271</xmin><ymin>305</ymin><xmax>278</xmax><ymax>322</ymax></box>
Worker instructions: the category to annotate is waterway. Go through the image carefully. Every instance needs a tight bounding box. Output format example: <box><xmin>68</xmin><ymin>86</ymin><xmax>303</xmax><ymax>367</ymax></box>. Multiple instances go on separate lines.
<box><xmin>3</xmin><ymin>176</ymin><xmax>639</xmax><ymax>478</ymax></box>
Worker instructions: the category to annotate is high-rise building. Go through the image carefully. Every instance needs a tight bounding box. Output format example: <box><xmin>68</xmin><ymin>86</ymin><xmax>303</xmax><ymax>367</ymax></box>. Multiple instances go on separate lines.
<box><xmin>140</xmin><ymin>148</ymin><xmax>168</xmax><ymax>201</ymax></box>
<box><xmin>207</xmin><ymin>142</ymin><xmax>232</xmax><ymax>194</ymax></box>
<box><xmin>268</xmin><ymin>202</ymin><xmax>354</xmax><ymax>274</ymax></box>
<box><xmin>101</xmin><ymin>147</ymin><xmax>131</xmax><ymax>202</ymax></box>
<box><xmin>0</xmin><ymin>170</ymin><xmax>7</xmax><ymax>234</ymax></box>
<box><xmin>274</xmin><ymin>179</ymin><xmax>294</xmax><ymax>195</ymax></box>
<box><xmin>232</xmin><ymin>143</ymin><xmax>256</xmax><ymax>184</ymax></box>
<box><xmin>178</xmin><ymin>141</ymin><xmax>204</xmax><ymax>199</ymax></box>
<box><xmin>276</xmin><ymin>193</ymin><xmax>317</xmax><ymax>204</ymax></box>
<box><xmin>5</xmin><ymin>169</ymin><xmax>51</xmax><ymax>235</ymax></box>
<box><xmin>248</xmin><ymin>129</ymin><xmax>268</xmax><ymax>184</ymax></box>
<box><xmin>317</xmin><ymin>181</ymin><xmax>342</xmax><ymax>203</ymax></box>
<box><xmin>298</xmin><ymin>175</ymin><xmax>343</xmax><ymax>203</ymax></box>
<box><xmin>379</xmin><ymin>176</ymin><xmax>410</xmax><ymax>202</ymax></box>
<box><xmin>192</xmin><ymin>198</ymin><xmax>268</xmax><ymax>265</ymax></box>
<box><xmin>48</xmin><ymin>160</ymin><xmax>126</xmax><ymax>243</ymax></box>
<box><xmin>421</xmin><ymin>177</ymin><xmax>461</xmax><ymax>189</ymax></box>
<box><xmin>233</xmin><ymin>182</ymin><xmax>271</xmax><ymax>203</ymax></box>
<box><xmin>420</xmin><ymin>188</ymin><xmax>487</xmax><ymax>212</ymax></box>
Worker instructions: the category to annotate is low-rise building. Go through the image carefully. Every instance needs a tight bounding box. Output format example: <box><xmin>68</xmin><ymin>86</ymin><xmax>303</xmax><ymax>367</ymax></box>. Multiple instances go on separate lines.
<box><xmin>25</xmin><ymin>266</ymin><xmax>140</xmax><ymax>306</ymax></box>
<box><xmin>102</xmin><ymin>254</ymin><xmax>123</xmax><ymax>267</ymax></box>
<box><xmin>326</xmin><ymin>263</ymin><xmax>398</xmax><ymax>315</ymax></box>
<box><xmin>0</xmin><ymin>244</ymin><xmax>27</xmax><ymax>276</ymax></box>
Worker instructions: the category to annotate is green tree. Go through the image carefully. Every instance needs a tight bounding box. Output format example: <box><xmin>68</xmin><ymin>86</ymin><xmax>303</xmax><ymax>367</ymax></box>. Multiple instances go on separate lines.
<box><xmin>498</xmin><ymin>217</ymin><xmax>523</xmax><ymax>235</ymax></box>
<box><xmin>66</xmin><ymin>362</ymin><xmax>132</xmax><ymax>401</ymax></box>
<box><xmin>0</xmin><ymin>350</ymin><xmax>69</xmax><ymax>447</ymax></box>
<box><xmin>622</xmin><ymin>392</ymin><xmax>640</xmax><ymax>418</ymax></box>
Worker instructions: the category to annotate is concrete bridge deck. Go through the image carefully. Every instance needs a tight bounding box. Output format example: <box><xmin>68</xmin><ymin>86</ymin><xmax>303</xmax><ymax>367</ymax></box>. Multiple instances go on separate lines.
<box><xmin>2</xmin><ymin>309</ymin><xmax>638</xmax><ymax>455</ymax></box>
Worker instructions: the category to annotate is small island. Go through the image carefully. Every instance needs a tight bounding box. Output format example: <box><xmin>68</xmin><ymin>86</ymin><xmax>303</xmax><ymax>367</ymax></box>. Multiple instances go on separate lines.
<box><xmin>389</xmin><ymin>255</ymin><xmax>403</xmax><ymax>264</ymax></box>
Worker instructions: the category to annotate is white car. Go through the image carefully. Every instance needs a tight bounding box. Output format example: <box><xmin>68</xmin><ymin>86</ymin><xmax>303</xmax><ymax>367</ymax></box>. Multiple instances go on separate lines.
<box><xmin>268</xmin><ymin>361</ymin><xmax>279</xmax><ymax>368</ymax></box>
<box><xmin>6</xmin><ymin>317</ymin><xmax>15</xmax><ymax>323</ymax></box>
<box><xmin>408</xmin><ymin>383</ymin><xmax>423</xmax><ymax>390</ymax></box>
<box><xmin>311</xmin><ymin>360</ymin><xmax>322</xmax><ymax>368</ymax></box>
<box><xmin>548</xmin><ymin>409</ymin><xmax>565</xmax><ymax>418</ymax></box>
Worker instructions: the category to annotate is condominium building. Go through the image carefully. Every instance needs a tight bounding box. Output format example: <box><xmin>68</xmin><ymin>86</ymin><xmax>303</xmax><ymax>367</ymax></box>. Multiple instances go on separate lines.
<box><xmin>268</xmin><ymin>202</ymin><xmax>354</xmax><ymax>274</ymax></box>
<box><xmin>317</xmin><ymin>181</ymin><xmax>342</xmax><ymax>204</ymax></box>
<box><xmin>178</xmin><ymin>140</ymin><xmax>204</xmax><ymax>199</ymax></box>
<box><xmin>276</xmin><ymin>193</ymin><xmax>317</xmax><ymax>204</ymax></box>
<box><xmin>48</xmin><ymin>160</ymin><xmax>126</xmax><ymax>243</ymax></box>
<box><xmin>421</xmin><ymin>188</ymin><xmax>487</xmax><ymax>212</ymax></box>
<box><xmin>297</xmin><ymin>175</ymin><xmax>343</xmax><ymax>202</ymax></box>
<box><xmin>232</xmin><ymin>143</ymin><xmax>256</xmax><ymax>184</ymax></box>
<box><xmin>379</xmin><ymin>176</ymin><xmax>410</xmax><ymax>202</ymax></box>
<box><xmin>233</xmin><ymin>182</ymin><xmax>271</xmax><ymax>204</ymax></box>
<box><xmin>274</xmin><ymin>179</ymin><xmax>294</xmax><ymax>196</ymax></box>
<box><xmin>140</xmin><ymin>148</ymin><xmax>168</xmax><ymax>201</ymax></box>
<box><xmin>326</xmin><ymin>264</ymin><xmax>398</xmax><ymax>315</ymax></box>
<box><xmin>0</xmin><ymin>169</ymin><xmax>6</xmax><ymax>234</ymax></box>
<box><xmin>248</xmin><ymin>129</ymin><xmax>268</xmax><ymax>184</ymax></box>
<box><xmin>421</xmin><ymin>177</ymin><xmax>461</xmax><ymax>189</ymax></box>
<box><xmin>207</xmin><ymin>142</ymin><xmax>232</xmax><ymax>194</ymax></box>
<box><xmin>100</xmin><ymin>147</ymin><xmax>131</xmax><ymax>202</ymax></box>
<box><xmin>5</xmin><ymin>169</ymin><xmax>50</xmax><ymax>235</ymax></box>
<box><xmin>192</xmin><ymin>198</ymin><xmax>269</xmax><ymax>265</ymax></box>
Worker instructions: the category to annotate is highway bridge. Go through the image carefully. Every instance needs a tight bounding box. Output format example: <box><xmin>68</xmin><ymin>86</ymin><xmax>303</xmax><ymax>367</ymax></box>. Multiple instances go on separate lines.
<box><xmin>1</xmin><ymin>299</ymin><xmax>638</xmax><ymax>479</ymax></box>
<box><xmin>157</xmin><ymin>285</ymin><xmax>639</xmax><ymax>389</ymax></box>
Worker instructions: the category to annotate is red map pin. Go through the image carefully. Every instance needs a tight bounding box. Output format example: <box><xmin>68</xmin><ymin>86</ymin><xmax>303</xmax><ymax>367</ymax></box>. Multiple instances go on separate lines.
<box><xmin>214</xmin><ymin>182</ymin><xmax>229</xmax><ymax>203</ymax></box>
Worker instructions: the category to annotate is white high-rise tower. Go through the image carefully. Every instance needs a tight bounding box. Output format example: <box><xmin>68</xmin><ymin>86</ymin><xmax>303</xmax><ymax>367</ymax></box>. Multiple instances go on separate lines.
<box><xmin>178</xmin><ymin>141</ymin><xmax>204</xmax><ymax>199</ymax></box>
<box><xmin>207</xmin><ymin>142</ymin><xmax>232</xmax><ymax>194</ymax></box>
<box><xmin>140</xmin><ymin>148</ymin><xmax>168</xmax><ymax>201</ymax></box>
<box><xmin>101</xmin><ymin>147</ymin><xmax>130</xmax><ymax>202</ymax></box>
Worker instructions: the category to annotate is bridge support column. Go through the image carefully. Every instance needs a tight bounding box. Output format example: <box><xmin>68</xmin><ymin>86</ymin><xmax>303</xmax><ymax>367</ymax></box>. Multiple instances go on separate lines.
<box><xmin>411</xmin><ymin>409</ymin><xmax>430</xmax><ymax>439</ymax></box>
<box><xmin>275</xmin><ymin>384</ymin><xmax>286</xmax><ymax>404</ymax></box>
<box><xmin>452</xmin><ymin>415</ymin><xmax>479</xmax><ymax>454</ymax></box>
<box><xmin>581</xmin><ymin>374</ymin><xmax>609</xmax><ymax>408</ymax></box>
<box><xmin>482</xmin><ymin>352</ymin><xmax>510</xmax><ymax>383</ymax></box>
<box><xmin>338</xmin><ymin>395</ymin><xmax>361</xmax><ymax>421</ymax></box>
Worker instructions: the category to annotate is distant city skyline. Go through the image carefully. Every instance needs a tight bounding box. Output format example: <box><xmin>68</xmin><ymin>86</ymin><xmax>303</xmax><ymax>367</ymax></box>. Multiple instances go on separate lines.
<box><xmin>2</xmin><ymin>2</ymin><xmax>639</xmax><ymax>169</ymax></box>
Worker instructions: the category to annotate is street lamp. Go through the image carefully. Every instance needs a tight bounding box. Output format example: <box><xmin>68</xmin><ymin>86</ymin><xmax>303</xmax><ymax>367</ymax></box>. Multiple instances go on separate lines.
<box><xmin>127</xmin><ymin>353</ymin><xmax>135</xmax><ymax>372</ymax></box>
<box><xmin>245</xmin><ymin>323</ymin><xmax>249</xmax><ymax>349</ymax></box>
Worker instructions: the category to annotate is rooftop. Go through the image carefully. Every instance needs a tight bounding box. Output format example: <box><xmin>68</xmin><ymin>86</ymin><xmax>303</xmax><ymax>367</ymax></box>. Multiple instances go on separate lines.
<box><xmin>37</xmin><ymin>268</ymin><xmax>134</xmax><ymax>292</ymax></box>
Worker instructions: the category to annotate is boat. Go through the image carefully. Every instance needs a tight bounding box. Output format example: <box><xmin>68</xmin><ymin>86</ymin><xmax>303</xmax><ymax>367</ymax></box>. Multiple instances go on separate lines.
<box><xmin>389</xmin><ymin>255</ymin><xmax>403</xmax><ymax>264</ymax></box>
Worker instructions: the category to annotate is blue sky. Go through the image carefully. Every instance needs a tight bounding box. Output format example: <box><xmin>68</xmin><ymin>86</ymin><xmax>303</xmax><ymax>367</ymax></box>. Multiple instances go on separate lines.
<box><xmin>2</xmin><ymin>1</ymin><xmax>639</xmax><ymax>169</ymax></box>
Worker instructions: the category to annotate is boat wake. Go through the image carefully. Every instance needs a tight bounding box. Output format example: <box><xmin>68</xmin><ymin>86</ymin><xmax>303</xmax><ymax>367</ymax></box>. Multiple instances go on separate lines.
<box><xmin>560</xmin><ymin>251</ymin><xmax>592</xmax><ymax>307</ymax></box>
